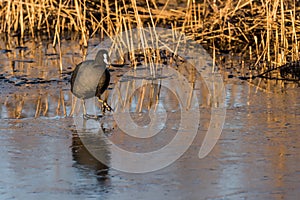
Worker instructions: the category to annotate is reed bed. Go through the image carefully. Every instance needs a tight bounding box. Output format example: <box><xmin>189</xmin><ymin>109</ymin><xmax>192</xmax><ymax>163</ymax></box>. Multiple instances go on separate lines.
<box><xmin>1</xmin><ymin>0</ymin><xmax>300</xmax><ymax>73</ymax></box>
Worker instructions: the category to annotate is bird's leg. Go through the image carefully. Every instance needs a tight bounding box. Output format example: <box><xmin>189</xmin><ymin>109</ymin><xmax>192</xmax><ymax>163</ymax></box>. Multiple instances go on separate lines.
<box><xmin>82</xmin><ymin>99</ymin><xmax>101</xmax><ymax>120</ymax></box>
<box><xmin>82</xmin><ymin>100</ymin><xmax>92</xmax><ymax>119</ymax></box>
<box><xmin>98</xmin><ymin>98</ymin><xmax>113</xmax><ymax>112</ymax></box>
<box><xmin>82</xmin><ymin>100</ymin><xmax>88</xmax><ymax>118</ymax></box>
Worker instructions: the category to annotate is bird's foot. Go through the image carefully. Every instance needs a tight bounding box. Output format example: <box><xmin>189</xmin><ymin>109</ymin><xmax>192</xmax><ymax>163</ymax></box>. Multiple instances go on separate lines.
<box><xmin>102</xmin><ymin>101</ymin><xmax>113</xmax><ymax>112</ymax></box>
<box><xmin>83</xmin><ymin>114</ymin><xmax>103</xmax><ymax>120</ymax></box>
<box><xmin>98</xmin><ymin>99</ymin><xmax>113</xmax><ymax>113</ymax></box>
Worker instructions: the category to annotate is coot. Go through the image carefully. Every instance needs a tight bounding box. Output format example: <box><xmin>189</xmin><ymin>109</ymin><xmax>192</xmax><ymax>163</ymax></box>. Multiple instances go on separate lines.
<box><xmin>71</xmin><ymin>49</ymin><xmax>112</xmax><ymax>119</ymax></box>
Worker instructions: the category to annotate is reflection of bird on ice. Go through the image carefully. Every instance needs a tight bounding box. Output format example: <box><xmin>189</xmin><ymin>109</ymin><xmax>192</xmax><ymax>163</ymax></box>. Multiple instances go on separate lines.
<box><xmin>71</xmin><ymin>119</ymin><xmax>110</xmax><ymax>180</ymax></box>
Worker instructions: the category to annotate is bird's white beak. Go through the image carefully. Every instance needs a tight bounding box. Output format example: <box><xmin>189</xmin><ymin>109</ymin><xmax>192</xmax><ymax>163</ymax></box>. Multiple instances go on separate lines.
<box><xmin>103</xmin><ymin>54</ymin><xmax>108</xmax><ymax>64</ymax></box>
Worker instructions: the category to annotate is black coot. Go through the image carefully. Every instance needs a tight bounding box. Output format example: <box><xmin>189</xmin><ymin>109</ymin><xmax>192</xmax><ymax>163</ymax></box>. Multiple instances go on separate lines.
<box><xmin>71</xmin><ymin>49</ymin><xmax>112</xmax><ymax>119</ymax></box>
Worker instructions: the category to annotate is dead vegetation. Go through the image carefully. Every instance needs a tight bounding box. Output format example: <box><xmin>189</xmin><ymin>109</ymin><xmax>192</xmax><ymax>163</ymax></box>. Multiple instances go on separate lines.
<box><xmin>0</xmin><ymin>0</ymin><xmax>300</xmax><ymax>79</ymax></box>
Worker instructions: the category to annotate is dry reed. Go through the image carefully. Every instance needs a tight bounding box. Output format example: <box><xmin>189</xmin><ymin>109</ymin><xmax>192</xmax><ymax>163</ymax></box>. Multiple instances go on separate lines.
<box><xmin>0</xmin><ymin>0</ymin><xmax>300</xmax><ymax>73</ymax></box>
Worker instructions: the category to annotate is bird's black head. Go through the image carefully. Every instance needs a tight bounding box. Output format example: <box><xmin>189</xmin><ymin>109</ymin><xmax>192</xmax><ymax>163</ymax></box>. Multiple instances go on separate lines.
<box><xmin>95</xmin><ymin>49</ymin><xmax>109</xmax><ymax>65</ymax></box>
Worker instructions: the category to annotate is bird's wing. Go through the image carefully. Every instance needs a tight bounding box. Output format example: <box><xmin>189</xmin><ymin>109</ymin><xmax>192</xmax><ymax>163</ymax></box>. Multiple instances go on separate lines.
<box><xmin>96</xmin><ymin>68</ymin><xmax>110</xmax><ymax>97</ymax></box>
